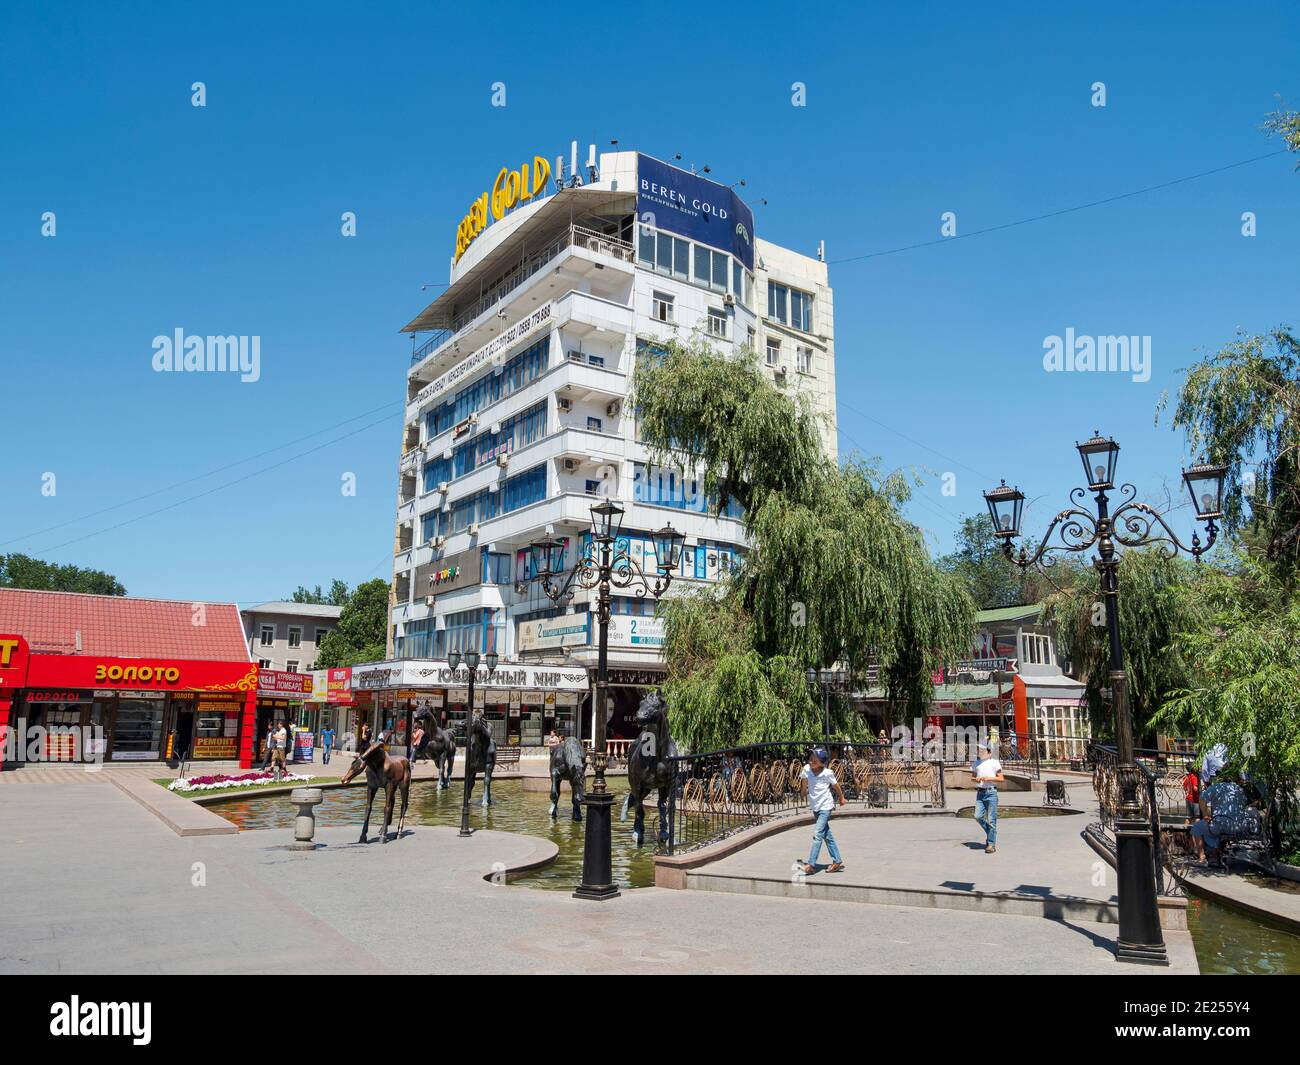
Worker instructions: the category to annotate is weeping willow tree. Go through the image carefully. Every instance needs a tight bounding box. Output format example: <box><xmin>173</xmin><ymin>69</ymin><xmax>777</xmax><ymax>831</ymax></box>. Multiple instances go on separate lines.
<box><xmin>631</xmin><ymin>336</ymin><xmax>975</xmax><ymax>752</ymax></box>
<box><xmin>1042</xmin><ymin>549</ymin><xmax>1199</xmax><ymax>743</ymax></box>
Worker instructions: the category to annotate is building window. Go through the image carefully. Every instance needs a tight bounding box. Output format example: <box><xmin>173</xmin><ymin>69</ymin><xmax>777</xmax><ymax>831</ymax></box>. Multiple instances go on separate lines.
<box><xmin>258</xmin><ymin>658</ymin><xmax>272</xmax><ymax>668</ymax></box>
<box><xmin>796</xmin><ymin>345</ymin><xmax>813</xmax><ymax>374</ymax></box>
<box><xmin>652</xmin><ymin>291</ymin><xmax>674</xmax><ymax>323</ymax></box>
<box><xmin>585</xmin><ymin>479</ymin><xmax>601</xmax><ymax>495</ymax></box>
<box><xmin>768</xmin><ymin>282</ymin><xmax>788</xmax><ymax>324</ymax></box>
<box><xmin>1021</xmin><ymin>633</ymin><xmax>1051</xmax><ymax>665</ymax></box>
<box><xmin>287</xmin><ymin>626</ymin><xmax>302</xmax><ymax>649</ymax></box>
<box><xmin>790</xmin><ymin>288</ymin><xmax>813</xmax><ymax>332</ymax></box>
<box><xmin>314</xmin><ymin>627</ymin><xmax>329</xmax><ymax>645</ymax></box>
<box><xmin>746</xmin><ymin>325</ymin><xmax>756</xmax><ymax>351</ymax></box>
<box><xmin>286</xmin><ymin>660</ymin><xmax>299</xmax><ymax>673</ymax></box>
<box><xmin>258</xmin><ymin>624</ymin><xmax>274</xmax><ymax>647</ymax></box>
<box><xmin>707</xmin><ymin>308</ymin><xmax>727</xmax><ymax>339</ymax></box>
<box><xmin>766</xmin><ymin>337</ymin><xmax>781</xmax><ymax>367</ymax></box>
<box><xmin>587</xmin><ymin>416</ymin><xmax>603</xmax><ymax>432</ymax></box>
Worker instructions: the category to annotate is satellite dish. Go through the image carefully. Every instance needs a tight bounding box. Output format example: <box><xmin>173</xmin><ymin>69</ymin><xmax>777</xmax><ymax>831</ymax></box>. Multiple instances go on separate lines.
<box><xmin>596</xmin><ymin>464</ymin><xmax>619</xmax><ymax>497</ymax></box>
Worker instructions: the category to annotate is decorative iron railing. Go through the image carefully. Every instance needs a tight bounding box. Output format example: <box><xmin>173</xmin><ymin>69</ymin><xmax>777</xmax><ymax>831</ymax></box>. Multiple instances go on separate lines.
<box><xmin>1088</xmin><ymin>742</ymin><xmax>1195</xmax><ymax>897</ymax></box>
<box><xmin>660</xmin><ymin>741</ymin><xmax>945</xmax><ymax>856</ymax></box>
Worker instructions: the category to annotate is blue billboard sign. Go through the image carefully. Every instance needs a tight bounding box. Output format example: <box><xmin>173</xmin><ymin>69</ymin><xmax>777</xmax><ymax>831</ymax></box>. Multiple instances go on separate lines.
<box><xmin>636</xmin><ymin>154</ymin><xmax>755</xmax><ymax>271</ymax></box>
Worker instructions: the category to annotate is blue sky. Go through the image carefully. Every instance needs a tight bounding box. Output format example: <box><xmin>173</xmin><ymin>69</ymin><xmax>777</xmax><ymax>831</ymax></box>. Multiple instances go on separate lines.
<box><xmin>0</xmin><ymin>2</ymin><xmax>1296</xmax><ymax>602</ymax></box>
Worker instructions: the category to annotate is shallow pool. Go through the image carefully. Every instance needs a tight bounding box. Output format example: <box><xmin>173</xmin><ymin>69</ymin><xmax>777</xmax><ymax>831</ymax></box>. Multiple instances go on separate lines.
<box><xmin>209</xmin><ymin>779</ymin><xmax>659</xmax><ymax>890</ymax></box>
<box><xmin>1185</xmin><ymin>892</ymin><xmax>1300</xmax><ymax>974</ymax></box>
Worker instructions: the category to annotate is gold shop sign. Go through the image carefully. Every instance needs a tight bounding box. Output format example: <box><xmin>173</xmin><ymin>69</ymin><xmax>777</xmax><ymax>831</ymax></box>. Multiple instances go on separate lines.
<box><xmin>454</xmin><ymin>154</ymin><xmax>552</xmax><ymax>263</ymax></box>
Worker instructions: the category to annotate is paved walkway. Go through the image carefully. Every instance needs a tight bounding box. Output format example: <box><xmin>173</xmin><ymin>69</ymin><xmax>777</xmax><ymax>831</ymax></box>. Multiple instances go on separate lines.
<box><xmin>0</xmin><ymin>779</ymin><xmax>1197</xmax><ymax>974</ymax></box>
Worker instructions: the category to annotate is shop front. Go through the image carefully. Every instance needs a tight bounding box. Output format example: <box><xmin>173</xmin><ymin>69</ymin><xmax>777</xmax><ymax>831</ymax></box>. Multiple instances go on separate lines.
<box><xmin>10</xmin><ymin>647</ymin><xmax>258</xmax><ymax>765</ymax></box>
<box><xmin>346</xmin><ymin>658</ymin><xmax>590</xmax><ymax>749</ymax></box>
<box><xmin>253</xmin><ymin>668</ymin><xmax>314</xmax><ymax>762</ymax></box>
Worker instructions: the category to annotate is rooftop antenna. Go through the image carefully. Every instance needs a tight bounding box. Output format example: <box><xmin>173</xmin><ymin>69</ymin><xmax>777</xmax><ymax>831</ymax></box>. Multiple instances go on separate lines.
<box><xmin>554</xmin><ymin>154</ymin><xmax>565</xmax><ymax>193</ymax></box>
<box><xmin>569</xmin><ymin>141</ymin><xmax>582</xmax><ymax>187</ymax></box>
<box><xmin>586</xmin><ymin>142</ymin><xmax>598</xmax><ymax>183</ymax></box>
<box><xmin>729</xmin><ymin>179</ymin><xmax>746</xmax><ymax>189</ymax></box>
<box><xmin>817</xmin><ymin>240</ymin><xmax>825</xmax><ymax>262</ymax></box>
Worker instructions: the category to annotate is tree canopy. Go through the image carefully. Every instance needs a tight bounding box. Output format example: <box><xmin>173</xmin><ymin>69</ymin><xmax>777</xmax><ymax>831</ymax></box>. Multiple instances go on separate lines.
<box><xmin>937</xmin><ymin>514</ymin><xmax>1063</xmax><ymax>609</ymax></box>
<box><xmin>0</xmin><ymin>553</ymin><xmax>126</xmax><ymax>596</ymax></box>
<box><xmin>313</xmin><ymin>578</ymin><xmax>388</xmax><ymax>668</ymax></box>
<box><xmin>630</xmin><ymin>337</ymin><xmax>976</xmax><ymax>751</ymax></box>
<box><xmin>289</xmin><ymin>580</ymin><xmax>351</xmax><ymax>606</ymax></box>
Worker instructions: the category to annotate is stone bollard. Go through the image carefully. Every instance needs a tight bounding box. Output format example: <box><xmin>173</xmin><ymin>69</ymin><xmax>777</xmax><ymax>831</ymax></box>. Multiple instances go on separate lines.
<box><xmin>289</xmin><ymin>787</ymin><xmax>324</xmax><ymax>849</ymax></box>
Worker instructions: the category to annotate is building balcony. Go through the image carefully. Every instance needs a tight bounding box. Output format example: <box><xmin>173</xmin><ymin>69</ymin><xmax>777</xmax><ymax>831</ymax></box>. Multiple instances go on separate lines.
<box><xmin>407</xmin><ymin>225</ymin><xmax>635</xmax><ymax>388</ymax></box>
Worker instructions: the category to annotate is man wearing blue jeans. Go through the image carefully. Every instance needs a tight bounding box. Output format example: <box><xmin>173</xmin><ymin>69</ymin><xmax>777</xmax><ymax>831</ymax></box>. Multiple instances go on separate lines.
<box><xmin>799</xmin><ymin>747</ymin><xmax>847</xmax><ymax>874</ymax></box>
<box><xmin>972</xmin><ymin>742</ymin><xmax>1004</xmax><ymax>853</ymax></box>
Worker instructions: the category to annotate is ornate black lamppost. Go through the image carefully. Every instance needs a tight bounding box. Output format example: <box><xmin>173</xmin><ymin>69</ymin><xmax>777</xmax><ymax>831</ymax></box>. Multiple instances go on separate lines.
<box><xmin>984</xmin><ymin>432</ymin><xmax>1226</xmax><ymax>965</ymax></box>
<box><xmin>805</xmin><ymin>667</ymin><xmax>847</xmax><ymax>741</ymax></box>
<box><xmin>530</xmin><ymin>499</ymin><xmax>685</xmax><ymax>900</ymax></box>
<box><xmin>447</xmin><ymin>646</ymin><xmax>497</xmax><ymax>837</ymax></box>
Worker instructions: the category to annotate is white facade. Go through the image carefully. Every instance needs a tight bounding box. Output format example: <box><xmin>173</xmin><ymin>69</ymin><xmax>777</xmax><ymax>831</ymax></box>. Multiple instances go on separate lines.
<box><xmin>388</xmin><ymin>148</ymin><xmax>836</xmax><ymax>678</ymax></box>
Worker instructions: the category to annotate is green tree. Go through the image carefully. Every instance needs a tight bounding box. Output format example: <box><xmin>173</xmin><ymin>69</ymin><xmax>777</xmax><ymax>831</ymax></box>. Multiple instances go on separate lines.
<box><xmin>1264</xmin><ymin>106</ymin><xmax>1300</xmax><ymax>162</ymax></box>
<box><xmin>313</xmin><ymin>578</ymin><xmax>388</xmax><ymax>667</ymax></box>
<box><xmin>937</xmin><ymin>514</ymin><xmax>1064</xmax><ymax>609</ymax></box>
<box><xmin>1043</xmin><ymin>549</ymin><xmax>1199</xmax><ymax>743</ymax></box>
<box><xmin>1156</xmin><ymin>554</ymin><xmax>1300</xmax><ymax>855</ymax></box>
<box><xmin>290</xmin><ymin>579</ymin><xmax>351</xmax><ymax>606</ymax></box>
<box><xmin>1165</xmin><ymin>327</ymin><xmax>1300</xmax><ymax>583</ymax></box>
<box><xmin>631</xmin><ymin>337</ymin><xmax>975</xmax><ymax>749</ymax></box>
<box><xmin>0</xmin><ymin>553</ymin><xmax>126</xmax><ymax>596</ymax></box>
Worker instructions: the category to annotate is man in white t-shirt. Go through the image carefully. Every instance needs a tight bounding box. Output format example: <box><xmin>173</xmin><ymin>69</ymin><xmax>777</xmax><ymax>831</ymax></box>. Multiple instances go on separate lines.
<box><xmin>971</xmin><ymin>742</ymin><xmax>1004</xmax><ymax>853</ymax></box>
<box><xmin>799</xmin><ymin>747</ymin><xmax>847</xmax><ymax>875</ymax></box>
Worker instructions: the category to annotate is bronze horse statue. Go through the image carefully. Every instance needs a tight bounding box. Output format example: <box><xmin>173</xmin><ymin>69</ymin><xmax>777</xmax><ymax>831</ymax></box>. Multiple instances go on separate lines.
<box><xmin>414</xmin><ymin>709</ymin><xmax>457</xmax><ymax>789</ymax></box>
<box><xmin>620</xmin><ymin>690</ymin><xmax>677</xmax><ymax>847</ymax></box>
<box><xmin>548</xmin><ymin>736</ymin><xmax>587</xmax><ymax>821</ymax></box>
<box><xmin>340</xmin><ymin>742</ymin><xmax>411</xmax><ymax>844</ymax></box>
<box><xmin>462</xmin><ymin>712</ymin><xmax>496</xmax><ymax>808</ymax></box>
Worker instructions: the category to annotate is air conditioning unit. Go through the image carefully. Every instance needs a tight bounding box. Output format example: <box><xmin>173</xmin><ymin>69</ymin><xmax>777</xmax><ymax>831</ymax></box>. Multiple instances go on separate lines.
<box><xmin>433</xmin><ymin>536</ymin><xmax>446</xmax><ymax>549</ymax></box>
<box><xmin>562</xmin><ymin>458</ymin><xmax>580</xmax><ymax>473</ymax></box>
<box><xmin>468</xmin><ymin>522</ymin><xmax>480</xmax><ymax>535</ymax></box>
<box><xmin>606</xmin><ymin>400</ymin><xmax>621</xmax><ymax>418</ymax></box>
<box><xmin>437</xmin><ymin>481</ymin><xmax>449</xmax><ymax>494</ymax></box>
<box><xmin>496</xmin><ymin>454</ymin><xmax>509</xmax><ymax>468</ymax></box>
<box><xmin>425</xmin><ymin>595</ymin><xmax>435</xmax><ymax>607</ymax></box>
<box><xmin>442</xmin><ymin>448</ymin><xmax>453</xmax><ymax>460</ymax></box>
<box><xmin>723</xmin><ymin>293</ymin><xmax>735</xmax><ymax>307</ymax></box>
<box><xmin>467</xmin><ymin>412</ymin><xmax>479</xmax><ymax>425</ymax></box>
<box><xmin>557</xmin><ymin>397</ymin><xmax>572</xmax><ymax>412</ymax></box>
<box><xmin>489</xmin><ymin>422</ymin><xmax>501</xmax><ymax>435</ymax></box>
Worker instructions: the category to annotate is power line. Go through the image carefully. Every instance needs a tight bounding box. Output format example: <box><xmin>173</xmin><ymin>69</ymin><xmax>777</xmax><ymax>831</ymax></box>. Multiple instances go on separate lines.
<box><xmin>829</xmin><ymin>149</ymin><xmax>1287</xmax><ymax>266</ymax></box>
<box><xmin>3</xmin><ymin>398</ymin><xmax>402</xmax><ymax>549</ymax></box>
<box><xmin>27</xmin><ymin>410</ymin><xmax>399</xmax><ymax>556</ymax></box>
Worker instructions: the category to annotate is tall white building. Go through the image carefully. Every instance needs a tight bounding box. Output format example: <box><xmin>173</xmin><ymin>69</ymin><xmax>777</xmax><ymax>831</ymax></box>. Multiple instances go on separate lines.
<box><xmin>388</xmin><ymin>146</ymin><xmax>836</xmax><ymax>746</ymax></box>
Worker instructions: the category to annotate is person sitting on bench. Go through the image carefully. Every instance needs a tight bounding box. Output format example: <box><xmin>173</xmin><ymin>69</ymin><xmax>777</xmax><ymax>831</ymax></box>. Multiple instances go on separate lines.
<box><xmin>1190</xmin><ymin>773</ymin><xmax>1250</xmax><ymax>866</ymax></box>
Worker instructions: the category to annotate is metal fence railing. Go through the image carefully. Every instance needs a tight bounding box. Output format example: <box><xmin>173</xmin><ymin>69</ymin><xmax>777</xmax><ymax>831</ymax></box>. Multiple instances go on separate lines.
<box><xmin>660</xmin><ymin>741</ymin><xmax>945</xmax><ymax>856</ymax></box>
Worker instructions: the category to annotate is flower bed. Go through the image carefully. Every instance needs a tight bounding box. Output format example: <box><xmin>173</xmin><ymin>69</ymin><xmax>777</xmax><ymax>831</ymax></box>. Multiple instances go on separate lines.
<box><xmin>168</xmin><ymin>770</ymin><xmax>317</xmax><ymax>793</ymax></box>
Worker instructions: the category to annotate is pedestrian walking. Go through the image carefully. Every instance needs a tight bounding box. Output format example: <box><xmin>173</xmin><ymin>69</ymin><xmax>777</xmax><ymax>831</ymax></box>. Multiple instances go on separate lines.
<box><xmin>270</xmin><ymin>720</ymin><xmax>288</xmax><ymax>781</ymax></box>
<box><xmin>799</xmin><ymin>747</ymin><xmax>846</xmax><ymax>875</ymax></box>
<box><xmin>971</xmin><ymin>741</ymin><xmax>1004</xmax><ymax>853</ymax></box>
<box><xmin>321</xmin><ymin>724</ymin><xmax>335</xmax><ymax>765</ymax></box>
<box><xmin>260</xmin><ymin>723</ymin><xmax>275</xmax><ymax>770</ymax></box>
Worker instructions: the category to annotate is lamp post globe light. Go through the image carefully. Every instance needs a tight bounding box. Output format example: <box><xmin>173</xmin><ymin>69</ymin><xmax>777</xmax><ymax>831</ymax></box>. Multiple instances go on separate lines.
<box><xmin>984</xmin><ymin>432</ymin><xmax>1227</xmax><ymax>966</ymax></box>
<box><xmin>529</xmin><ymin>498</ymin><xmax>684</xmax><ymax>900</ymax></box>
<box><xmin>447</xmin><ymin>646</ymin><xmax>498</xmax><ymax>837</ymax></box>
